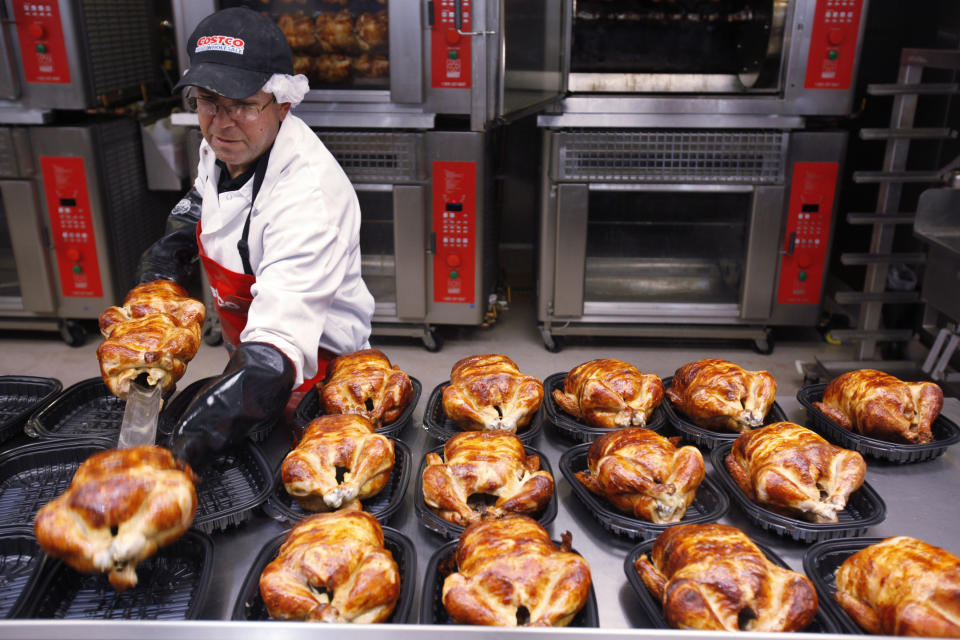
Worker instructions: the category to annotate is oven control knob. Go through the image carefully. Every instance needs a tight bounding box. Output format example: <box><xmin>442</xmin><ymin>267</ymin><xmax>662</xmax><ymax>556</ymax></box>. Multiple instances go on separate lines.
<box><xmin>28</xmin><ymin>23</ymin><xmax>46</xmax><ymax>40</ymax></box>
<box><xmin>66</xmin><ymin>248</ymin><xmax>81</xmax><ymax>262</ymax></box>
<box><xmin>446</xmin><ymin>254</ymin><xmax>462</xmax><ymax>268</ymax></box>
<box><xmin>445</xmin><ymin>28</ymin><xmax>461</xmax><ymax>45</ymax></box>
<box><xmin>796</xmin><ymin>250</ymin><xmax>814</xmax><ymax>269</ymax></box>
<box><xmin>827</xmin><ymin>28</ymin><xmax>845</xmax><ymax>46</ymax></box>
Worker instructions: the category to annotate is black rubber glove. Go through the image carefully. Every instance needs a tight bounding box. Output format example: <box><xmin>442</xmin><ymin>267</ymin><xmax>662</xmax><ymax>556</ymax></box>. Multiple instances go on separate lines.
<box><xmin>169</xmin><ymin>342</ymin><xmax>295</xmax><ymax>471</ymax></box>
<box><xmin>135</xmin><ymin>188</ymin><xmax>203</xmax><ymax>288</ymax></box>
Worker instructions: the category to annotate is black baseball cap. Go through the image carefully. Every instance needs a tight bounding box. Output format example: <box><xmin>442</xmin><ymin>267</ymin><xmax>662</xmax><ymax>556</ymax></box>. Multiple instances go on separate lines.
<box><xmin>174</xmin><ymin>7</ymin><xmax>293</xmax><ymax>99</ymax></box>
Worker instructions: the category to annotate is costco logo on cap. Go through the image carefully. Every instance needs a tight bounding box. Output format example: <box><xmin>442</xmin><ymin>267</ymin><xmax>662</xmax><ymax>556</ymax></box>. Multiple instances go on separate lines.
<box><xmin>196</xmin><ymin>35</ymin><xmax>245</xmax><ymax>55</ymax></box>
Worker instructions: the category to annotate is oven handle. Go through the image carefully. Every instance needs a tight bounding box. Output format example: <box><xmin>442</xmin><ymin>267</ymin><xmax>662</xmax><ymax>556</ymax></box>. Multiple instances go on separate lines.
<box><xmin>587</xmin><ymin>184</ymin><xmax>756</xmax><ymax>193</ymax></box>
<box><xmin>780</xmin><ymin>231</ymin><xmax>797</xmax><ymax>256</ymax></box>
<box><xmin>454</xmin><ymin>0</ymin><xmax>495</xmax><ymax>36</ymax></box>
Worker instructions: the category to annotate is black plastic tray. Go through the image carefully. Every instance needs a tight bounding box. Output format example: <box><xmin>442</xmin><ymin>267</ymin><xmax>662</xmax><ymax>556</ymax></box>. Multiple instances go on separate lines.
<box><xmin>414</xmin><ymin>443</ymin><xmax>559</xmax><ymax>540</ymax></box>
<box><xmin>17</xmin><ymin>529</ymin><xmax>214</xmax><ymax>619</ymax></box>
<box><xmin>661</xmin><ymin>376</ymin><xmax>789</xmax><ymax>450</ymax></box>
<box><xmin>802</xmin><ymin>537</ymin><xmax>887</xmax><ymax>635</ymax></box>
<box><xmin>559</xmin><ymin>444</ymin><xmax>729</xmax><ymax>541</ymax></box>
<box><xmin>625</xmin><ymin>536</ymin><xmax>839</xmax><ymax>632</ymax></box>
<box><xmin>192</xmin><ymin>440</ymin><xmax>274</xmax><ymax>533</ymax></box>
<box><xmin>262</xmin><ymin>437</ymin><xmax>411</xmax><ymax>525</ymax></box>
<box><xmin>0</xmin><ymin>526</ymin><xmax>47</xmax><ymax>619</ymax></box>
<box><xmin>710</xmin><ymin>443</ymin><xmax>886</xmax><ymax>543</ymax></box>
<box><xmin>422</xmin><ymin>380</ymin><xmax>543</xmax><ymax>443</ymax></box>
<box><xmin>158</xmin><ymin>376</ymin><xmax>276</xmax><ymax>443</ymax></box>
<box><xmin>797</xmin><ymin>383</ymin><xmax>960</xmax><ymax>463</ymax></box>
<box><xmin>293</xmin><ymin>376</ymin><xmax>421</xmax><ymax>439</ymax></box>
<box><xmin>232</xmin><ymin>526</ymin><xmax>416</xmax><ymax>622</ymax></box>
<box><xmin>0</xmin><ymin>376</ymin><xmax>62</xmax><ymax>445</ymax></box>
<box><xmin>420</xmin><ymin>538</ymin><xmax>599</xmax><ymax>626</ymax></box>
<box><xmin>542</xmin><ymin>371</ymin><xmax>667</xmax><ymax>443</ymax></box>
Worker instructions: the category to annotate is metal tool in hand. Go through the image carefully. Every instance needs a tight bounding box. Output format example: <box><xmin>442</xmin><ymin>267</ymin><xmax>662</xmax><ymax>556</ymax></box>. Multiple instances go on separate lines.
<box><xmin>117</xmin><ymin>375</ymin><xmax>164</xmax><ymax>448</ymax></box>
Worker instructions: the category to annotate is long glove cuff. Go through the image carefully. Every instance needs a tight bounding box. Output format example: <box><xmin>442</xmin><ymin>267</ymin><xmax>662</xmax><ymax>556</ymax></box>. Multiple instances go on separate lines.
<box><xmin>136</xmin><ymin>188</ymin><xmax>202</xmax><ymax>287</ymax></box>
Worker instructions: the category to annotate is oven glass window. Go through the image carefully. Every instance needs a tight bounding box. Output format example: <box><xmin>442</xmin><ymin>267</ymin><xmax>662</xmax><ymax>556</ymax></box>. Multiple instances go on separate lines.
<box><xmin>357</xmin><ymin>190</ymin><xmax>395</xmax><ymax>303</ymax></box>
<box><xmin>0</xmin><ymin>201</ymin><xmax>22</xmax><ymax>298</ymax></box>
<box><xmin>584</xmin><ymin>190</ymin><xmax>751</xmax><ymax>304</ymax></box>
<box><xmin>223</xmin><ymin>0</ymin><xmax>390</xmax><ymax>91</ymax></box>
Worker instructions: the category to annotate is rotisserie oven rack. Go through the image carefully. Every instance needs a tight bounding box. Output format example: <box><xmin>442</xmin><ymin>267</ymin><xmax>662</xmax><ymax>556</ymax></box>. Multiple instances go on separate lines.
<box><xmin>293</xmin><ymin>376</ymin><xmax>422</xmax><ymax>439</ymax></box>
<box><xmin>0</xmin><ymin>376</ymin><xmax>61</xmax><ymax>446</ymax></box>
<box><xmin>422</xmin><ymin>380</ymin><xmax>544</xmax><ymax>443</ymax></box>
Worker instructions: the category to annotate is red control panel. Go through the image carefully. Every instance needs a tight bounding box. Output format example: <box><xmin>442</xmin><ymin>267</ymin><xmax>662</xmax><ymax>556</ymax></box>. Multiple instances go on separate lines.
<box><xmin>433</xmin><ymin>161</ymin><xmax>476</xmax><ymax>304</ymax></box>
<box><xmin>40</xmin><ymin>156</ymin><xmax>103</xmax><ymax>298</ymax></box>
<box><xmin>777</xmin><ymin>161</ymin><xmax>838</xmax><ymax>305</ymax></box>
<box><xmin>431</xmin><ymin>0</ymin><xmax>471</xmax><ymax>89</ymax></box>
<box><xmin>13</xmin><ymin>1</ymin><xmax>71</xmax><ymax>84</ymax></box>
<box><xmin>804</xmin><ymin>0</ymin><xmax>863</xmax><ymax>90</ymax></box>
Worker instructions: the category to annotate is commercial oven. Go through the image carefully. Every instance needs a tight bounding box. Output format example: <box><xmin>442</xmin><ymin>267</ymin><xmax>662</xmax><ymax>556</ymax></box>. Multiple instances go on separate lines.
<box><xmin>170</xmin><ymin>0</ymin><xmax>565</xmax><ymax>131</ymax></box>
<box><xmin>0</xmin><ymin>0</ymin><xmax>164</xmax><ymax>110</ymax></box>
<box><xmin>0</xmin><ymin>118</ymin><xmax>163</xmax><ymax>345</ymax></box>
<box><xmin>536</xmin><ymin>128</ymin><xmax>847</xmax><ymax>353</ymax></box>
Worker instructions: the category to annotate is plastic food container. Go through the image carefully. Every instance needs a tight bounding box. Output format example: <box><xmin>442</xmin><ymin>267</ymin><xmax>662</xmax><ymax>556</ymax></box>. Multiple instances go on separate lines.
<box><xmin>422</xmin><ymin>380</ymin><xmax>543</xmax><ymax>443</ymax></box>
<box><xmin>262</xmin><ymin>438</ymin><xmax>411</xmax><ymax>526</ymax></box>
<box><xmin>0</xmin><ymin>376</ymin><xmax>62</xmax><ymax>446</ymax></box>
<box><xmin>710</xmin><ymin>443</ymin><xmax>887</xmax><ymax>543</ymax></box>
<box><xmin>797</xmin><ymin>383</ymin><xmax>960</xmax><ymax>463</ymax></box>
<box><xmin>624</xmin><ymin>536</ymin><xmax>840</xmax><ymax>632</ymax></box>
<box><xmin>16</xmin><ymin>530</ymin><xmax>214</xmax><ymax>619</ymax></box>
<box><xmin>559</xmin><ymin>443</ymin><xmax>729</xmax><ymax>541</ymax></box>
<box><xmin>420</xmin><ymin>538</ymin><xmax>599</xmax><ymax>626</ymax></box>
<box><xmin>802</xmin><ymin>537</ymin><xmax>889</xmax><ymax>634</ymax></box>
<box><xmin>661</xmin><ymin>376</ymin><xmax>789</xmax><ymax>450</ymax></box>
<box><xmin>0</xmin><ymin>526</ymin><xmax>47</xmax><ymax>619</ymax></box>
<box><xmin>414</xmin><ymin>443</ymin><xmax>558</xmax><ymax>540</ymax></box>
<box><xmin>191</xmin><ymin>440</ymin><xmax>274</xmax><ymax>533</ymax></box>
<box><xmin>159</xmin><ymin>376</ymin><xmax>276</xmax><ymax>443</ymax></box>
<box><xmin>294</xmin><ymin>376</ymin><xmax>422</xmax><ymax>439</ymax></box>
<box><xmin>231</xmin><ymin>526</ymin><xmax>417</xmax><ymax>623</ymax></box>
<box><xmin>542</xmin><ymin>371</ymin><xmax>667</xmax><ymax>443</ymax></box>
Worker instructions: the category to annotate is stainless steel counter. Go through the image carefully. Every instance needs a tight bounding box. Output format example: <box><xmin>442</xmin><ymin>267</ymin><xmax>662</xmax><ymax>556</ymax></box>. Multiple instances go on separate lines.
<box><xmin>2</xmin><ymin>389</ymin><xmax>958</xmax><ymax>640</ymax></box>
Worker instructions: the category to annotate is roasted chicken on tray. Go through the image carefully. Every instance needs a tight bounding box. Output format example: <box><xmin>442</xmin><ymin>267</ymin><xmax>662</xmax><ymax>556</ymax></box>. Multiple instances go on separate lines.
<box><xmin>834</xmin><ymin>536</ymin><xmax>960</xmax><ymax>637</ymax></box>
<box><xmin>97</xmin><ymin>280</ymin><xmax>205</xmax><ymax>398</ymax></box>
<box><xmin>282</xmin><ymin>414</ymin><xmax>394</xmax><ymax>511</ymax></box>
<box><xmin>422</xmin><ymin>430</ymin><xmax>554</xmax><ymax>526</ymax></box>
<box><xmin>259</xmin><ymin>509</ymin><xmax>400</xmax><ymax>623</ymax></box>
<box><xmin>725</xmin><ymin>422</ymin><xmax>866</xmax><ymax>523</ymax></box>
<box><xmin>442</xmin><ymin>515</ymin><xmax>592</xmax><ymax>626</ymax></box>
<box><xmin>320</xmin><ymin>348</ymin><xmax>413</xmax><ymax>429</ymax></box>
<box><xmin>442</xmin><ymin>354</ymin><xmax>544</xmax><ymax>434</ymax></box>
<box><xmin>574</xmin><ymin>428</ymin><xmax>704</xmax><ymax>523</ymax></box>
<box><xmin>813</xmin><ymin>369</ymin><xmax>943</xmax><ymax>445</ymax></box>
<box><xmin>666</xmin><ymin>359</ymin><xmax>777</xmax><ymax>433</ymax></box>
<box><xmin>34</xmin><ymin>445</ymin><xmax>197</xmax><ymax>591</ymax></box>
<box><xmin>634</xmin><ymin>523</ymin><xmax>818</xmax><ymax>632</ymax></box>
<box><xmin>552</xmin><ymin>359</ymin><xmax>664</xmax><ymax>429</ymax></box>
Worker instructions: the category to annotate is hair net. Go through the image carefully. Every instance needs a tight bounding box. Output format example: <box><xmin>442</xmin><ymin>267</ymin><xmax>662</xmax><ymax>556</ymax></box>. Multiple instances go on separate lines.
<box><xmin>261</xmin><ymin>74</ymin><xmax>310</xmax><ymax>107</ymax></box>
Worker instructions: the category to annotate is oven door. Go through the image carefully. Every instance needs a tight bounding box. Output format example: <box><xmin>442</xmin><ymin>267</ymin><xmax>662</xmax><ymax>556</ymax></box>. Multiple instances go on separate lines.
<box><xmin>548</xmin><ymin>184</ymin><xmax>785</xmax><ymax>324</ymax></box>
<box><xmin>0</xmin><ymin>179</ymin><xmax>57</xmax><ymax>314</ymax></box>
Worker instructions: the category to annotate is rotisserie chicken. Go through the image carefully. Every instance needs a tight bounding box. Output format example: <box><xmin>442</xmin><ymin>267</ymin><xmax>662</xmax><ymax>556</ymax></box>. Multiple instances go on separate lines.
<box><xmin>97</xmin><ymin>280</ymin><xmax>205</xmax><ymax>399</ymax></box>
<box><xmin>312</xmin><ymin>53</ymin><xmax>352</xmax><ymax>83</ymax></box>
<box><xmin>442</xmin><ymin>515</ymin><xmax>592</xmax><ymax>626</ymax></box>
<box><xmin>282</xmin><ymin>414</ymin><xmax>394</xmax><ymax>511</ymax></box>
<box><xmin>316</xmin><ymin>9</ymin><xmax>357</xmax><ymax>53</ymax></box>
<box><xmin>33</xmin><ymin>445</ymin><xmax>197</xmax><ymax>591</ymax></box>
<box><xmin>320</xmin><ymin>349</ymin><xmax>413</xmax><ymax>429</ymax></box>
<box><xmin>259</xmin><ymin>509</ymin><xmax>400</xmax><ymax>623</ymax></box>
<box><xmin>278</xmin><ymin>13</ymin><xmax>319</xmax><ymax>52</ymax></box>
<box><xmin>354</xmin><ymin>10</ymin><xmax>387</xmax><ymax>51</ymax></box>
<box><xmin>725</xmin><ymin>422</ymin><xmax>866</xmax><ymax>523</ymax></box>
<box><xmin>552</xmin><ymin>358</ymin><xmax>664</xmax><ymax>429</ymax></box>
<box><xmin>421</xmin><ymin>430</ymin><xmax>554</xmax><ymax>526</ymax></box>
<box><xmin>834</xmin><ymin>536</ymin><xmax>960</xmax><ymax>637</ymax></box>
<box><xmin>574</xmin><ymin>428</ymin><xmax>704</xmax><ymax>523</ymax></box>
<box><xmin>813</xmin><ymin>369</ymin><xmax>943</xmax><ymax>445</ymax></box>
<box><xmin>635</xmin><ymin>523</ymin><xmax>818</xmax><ymax>631</ymax></box>
<box><xmin>352</xmin><ymin>54</ymin><xmax>389</xmax><ymax>78</ymax></box>
<box><xmin>442</xmin><ymin>354</ymin><xmax>544</xmax><ymax>434</ymax></box>
<box><xmin>666</xmin><ymin>359</ymin><xmax>777</xmax><ymax>433</ymax></box>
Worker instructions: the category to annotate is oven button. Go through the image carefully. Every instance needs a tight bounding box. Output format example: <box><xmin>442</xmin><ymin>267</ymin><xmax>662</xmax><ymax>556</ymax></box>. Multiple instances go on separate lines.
<box><xmin>446</xmin><ymin>254</ymin><xmax>462</xmax><ymax>268</ymax></box>
<box><xmin>798</xmin><ymin>271</ymin><xmax>807</xmax><ymax>281</ymax></box>
<box><xmin>28</xmin><ymin>23</ymin><xmax>46</xmax><ymax>40</ymax></box>
<box><xmin>446</xmin><ymin>28</ymin><xmax>461</xmax><ymax>45</ymax></box>
<box><xmin>796</xmin><ymin>250</ymin><xmax>814</xmax><ymax>269</ymax></box>
<box><xmin>66</xmin><ymin>248</ymin><xmax>81</xmax><ymax>262</ymax></box>
<box><xmin>827</xmin><ymin>49</ymin><xmax>839</xmax><ymax>60</ymax></box>
<box><xmin>827</xmin><ymin>27</ymin><xmax>845</xmax><ymax>46</ymax></box>
<box><xmin>449</xmin><ymin>270</ymin><xmax>459</xmax><ymax>279</ymax></box>
<box><xmin>35</xmin><ymin>43</ymin><xmax>48</xmax><ymax>54</ymax></box>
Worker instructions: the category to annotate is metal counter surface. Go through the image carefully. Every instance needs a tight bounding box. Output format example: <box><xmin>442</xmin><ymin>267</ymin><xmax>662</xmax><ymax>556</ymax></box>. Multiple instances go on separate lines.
<box><xmin>2</xmin><ymin>391</ymin><xmax>958</xmax><ymax>640</ymax></box>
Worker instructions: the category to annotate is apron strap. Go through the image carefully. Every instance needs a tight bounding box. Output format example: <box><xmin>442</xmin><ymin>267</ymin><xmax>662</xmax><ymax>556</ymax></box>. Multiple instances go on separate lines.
<box><xmin>237</xmin><ymin>151</ymin><xmax>270</xmax><ymax>276</ymax></box>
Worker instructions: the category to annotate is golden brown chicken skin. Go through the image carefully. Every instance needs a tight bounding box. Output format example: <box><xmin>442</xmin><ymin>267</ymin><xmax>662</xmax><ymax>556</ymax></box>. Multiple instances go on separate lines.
<box><xmin>725</xmin><ymin>422</ymin><xmax>866</xmax><ymax>523</ymax></box>
<box><xmin>320</xmin><ymin>349</ymin><xmax>413</xmax><ymax>429</ymax></box>
<box><xmin>635</xmin><ymin>523</ymin><xmax>817</xmax><ymax>632</ymax></box>
<box><xmin>834</xmin><ymin>536</ymin><xmax>960</xmax><ymax>637</ymax></box>
<box><xmin>282</xmin><ymin>414</ymin><xmax>394</xmax><ymax>511</ymax></box>
<box><xmin>442</xmin><ymin>354</ymin><xmax>544</xmax><ymax>433</ymax></box>
<box><xmin>575</xmin><ymin>428</ymin><xmax>704</xmax><ymax>523</ymax></box>
<box><xmin>553</xmin><ymin>359</ymin><xmax>664</xmax><ymax>429</ymax></box>
<box><xmin>442</xmin><ymin>515</ymin><xmax>592</xmax><ymax>626</ymax></box>
<box><xmin>422</xmin><ymin>430</ymin><xmax>554</xmax><ymax>526</ymax></box>
<box><xmin>813</xmin><ymin>369</ymin><xmax>942</xmax><ymax>444</ymax></box>
<box><xmin>259</xmin><ymin>509</ymin><xmax>400</xmax><ymax>623</ymax></box>
<box><xmin>34</xmin><ymin>445</ymin><xmax>197</xmax><ymax>591</ymax></box>
<box><xmin>666</xmin><ymin>359</ymin><xmax>777</xmax><ymax>433</ymax></box>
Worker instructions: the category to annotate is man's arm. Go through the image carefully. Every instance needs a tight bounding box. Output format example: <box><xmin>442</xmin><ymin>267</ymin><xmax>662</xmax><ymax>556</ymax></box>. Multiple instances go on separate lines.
<box><xmin>136</xmin><ymin>188</ymin><xmax>203</xmax><ymax>287</ymax></box>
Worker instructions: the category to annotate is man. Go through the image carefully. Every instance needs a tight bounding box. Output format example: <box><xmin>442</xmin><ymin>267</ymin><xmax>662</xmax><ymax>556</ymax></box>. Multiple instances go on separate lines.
<box><xmin>137</xmin><ymin>7</ymin><xmax>374</xmax><ymax>469</ymax></box>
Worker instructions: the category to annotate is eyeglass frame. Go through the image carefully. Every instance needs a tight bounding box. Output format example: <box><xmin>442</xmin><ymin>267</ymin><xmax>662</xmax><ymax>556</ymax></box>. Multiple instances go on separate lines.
<box><xmin>187</xmin><ymin>93</ymin><xmax>277</xmax><ymax>122</ymax></box>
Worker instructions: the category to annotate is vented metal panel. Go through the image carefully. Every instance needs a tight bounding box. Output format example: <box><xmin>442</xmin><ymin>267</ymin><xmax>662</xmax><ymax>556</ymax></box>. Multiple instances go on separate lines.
<box><xmin>316</xmin><ymin>132</ymin><xmax>425</xmax><ymax>183</ymax></box>
<box><xmin>80</xmin><ymin>0</ymin><xmax>157</xmax><ymax>97</ymax></box>
<box><xmin>555</xmin><ymin>130</ymin><xmax>788</xmax><ymax>183</ymax></box>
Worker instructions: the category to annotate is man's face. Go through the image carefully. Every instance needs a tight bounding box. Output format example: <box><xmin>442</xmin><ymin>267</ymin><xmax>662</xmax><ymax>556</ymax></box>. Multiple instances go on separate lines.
<box><xmin>195</xmin><ymin>89</ymin><xmax>290</xmax><ymax>178</ymax></box>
